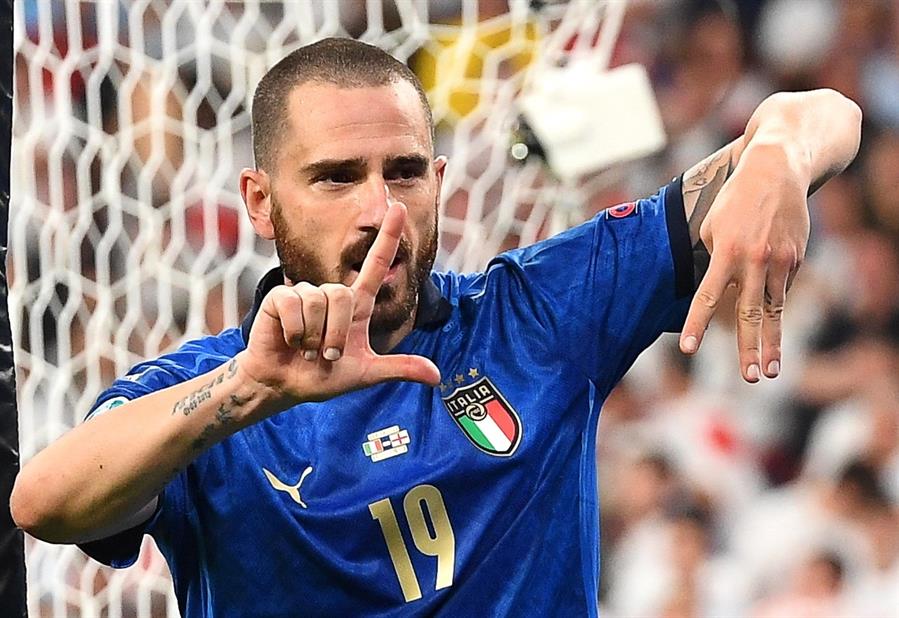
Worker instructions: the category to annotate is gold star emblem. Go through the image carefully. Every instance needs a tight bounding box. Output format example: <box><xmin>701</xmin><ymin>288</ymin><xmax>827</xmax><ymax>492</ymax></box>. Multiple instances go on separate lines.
<box><xmin>454</xmin><ymin>374</ymin><xmax>465</xmax><ymax>384</ymax></box>
<box><xmin>439</xmin><ymin>382</ymin><xmax>448</xmax><ymax>392</ymax></box>
<box><xmin>468</xmin><ymin>368</ymin><xmax>479</xmax><ymax>378</ymax></box>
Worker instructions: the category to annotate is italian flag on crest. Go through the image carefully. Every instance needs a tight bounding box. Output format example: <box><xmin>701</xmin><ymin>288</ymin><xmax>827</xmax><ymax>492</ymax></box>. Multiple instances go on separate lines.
<box><xmin>441</xmin><ymin>377</ymin><xmax>521</xmax><ymax>456</ymax></box>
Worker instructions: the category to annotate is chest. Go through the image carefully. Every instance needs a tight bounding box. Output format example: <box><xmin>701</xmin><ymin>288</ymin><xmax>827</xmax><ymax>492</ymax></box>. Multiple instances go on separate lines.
<box><xmin>197</xmin><ymin>354</ymin><xmax>588</xmax><ymax>525</ymax></box>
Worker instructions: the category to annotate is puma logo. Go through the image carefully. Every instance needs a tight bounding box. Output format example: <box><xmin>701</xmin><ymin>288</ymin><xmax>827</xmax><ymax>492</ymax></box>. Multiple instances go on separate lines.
<box><xmin>263</xmin><ymin>465</ymin><xmax>314</xmax><ymax>508</ymax></box>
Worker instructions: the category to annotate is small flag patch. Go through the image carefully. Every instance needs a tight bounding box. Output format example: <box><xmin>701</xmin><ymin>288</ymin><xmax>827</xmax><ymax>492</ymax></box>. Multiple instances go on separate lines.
<box><xmin>88</xmin><ymin>396</ymin><xmax>129</xmax><ymax>419</ymax></box>
<box><xmin>363</xmin><ymin>425</ymin><xmax>411</xmax><ymax>462</ymax></box>
<box><xmin>605</xmin><ymin>201</ymin><xmax>638</xmax><ymax>219</ymax></box>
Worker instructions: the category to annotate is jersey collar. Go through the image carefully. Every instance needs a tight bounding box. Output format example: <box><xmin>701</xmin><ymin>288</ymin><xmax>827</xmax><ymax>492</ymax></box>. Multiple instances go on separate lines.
<box><xmin>239</xmin><ymin>267</ymin><xmax>452</xmax><ymax>344</ymax></box>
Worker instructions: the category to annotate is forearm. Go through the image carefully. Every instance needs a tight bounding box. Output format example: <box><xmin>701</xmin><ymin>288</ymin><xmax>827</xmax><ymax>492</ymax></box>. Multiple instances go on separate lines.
<box><xmin>11</xmin><ymin>352</ymin><xmax>284</xmax><ymax>543</ymax></box>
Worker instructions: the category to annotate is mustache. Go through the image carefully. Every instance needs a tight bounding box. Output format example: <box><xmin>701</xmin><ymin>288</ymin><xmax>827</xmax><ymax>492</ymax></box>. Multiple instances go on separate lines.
<box><xmin>341</xmin><ymin>231</ymin><xmax>413</xmax><ymax>270</ymax></box>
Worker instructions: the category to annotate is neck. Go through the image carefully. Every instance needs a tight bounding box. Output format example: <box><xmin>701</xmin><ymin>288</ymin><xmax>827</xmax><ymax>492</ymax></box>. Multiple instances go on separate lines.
<box><xmin>369</xmin><ymin>309</ymin><xmax>417</xmax><ymax>354</ymax></box>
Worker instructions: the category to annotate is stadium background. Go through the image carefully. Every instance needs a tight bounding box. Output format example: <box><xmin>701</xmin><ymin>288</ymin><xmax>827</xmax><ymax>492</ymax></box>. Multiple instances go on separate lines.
<box><xmin>9</xmin><ymin>0</ymin><xmax>899</xmax><ymax>616</ymax></box>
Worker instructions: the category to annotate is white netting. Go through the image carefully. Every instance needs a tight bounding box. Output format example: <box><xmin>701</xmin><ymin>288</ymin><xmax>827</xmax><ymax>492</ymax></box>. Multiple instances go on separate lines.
<box><xmin>11</xmin><ymin>1</ymin><xmax>629</xmax><ymax>615</ymax></box>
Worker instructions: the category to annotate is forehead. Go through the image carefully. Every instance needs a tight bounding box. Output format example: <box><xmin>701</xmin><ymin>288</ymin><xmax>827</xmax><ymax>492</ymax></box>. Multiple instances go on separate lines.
<box><xmin>282</xmin><ymin>80</ymin><xmax>431</xmax><ymax>164</ymax></box>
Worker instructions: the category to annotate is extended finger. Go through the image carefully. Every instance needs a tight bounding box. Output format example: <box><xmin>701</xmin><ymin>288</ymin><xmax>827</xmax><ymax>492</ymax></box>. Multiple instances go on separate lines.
<box><xmin>262</xmin><ymin>286</ymin><xmax>305</xmax><ymax>348</ymax></box>
<box><xmin>352</xmin><ymin>202</ymin><xmax>406</xmax><ymax>308</ymax></box>
<box><xmin>735</xmin><ymin>264</ymin><xmax>766</xmax><ymax>383</ymax></box>
<box><xmin>761</xmin><ymin>265</ymin><xmax>789</xmax><ymax>378</ymax></box>
<box><xmin>319</xmin><ymin>284</ymin><xmax>354</xmax><ymax>361</ymax></box>
<box><xmin>296</xmin><ymin>283</ymin><xmax>327</xmax><ymax>360</ymax></box>
<box><xmin>367</xmin><ymin>354</ymin><xmax>441</xmax><ymax>387</ymax></box>
<box><xmin>680</xmin><ymin>252</ymin><xmax>734</xmax><ymax>355</ymax></box>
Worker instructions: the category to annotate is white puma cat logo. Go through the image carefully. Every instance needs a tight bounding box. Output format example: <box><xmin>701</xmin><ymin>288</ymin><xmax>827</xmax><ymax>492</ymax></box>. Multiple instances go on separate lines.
<box><xmin>263</xmin><ymin>465</ymin><xmax>314</xmax><ymax>508</ymax></box>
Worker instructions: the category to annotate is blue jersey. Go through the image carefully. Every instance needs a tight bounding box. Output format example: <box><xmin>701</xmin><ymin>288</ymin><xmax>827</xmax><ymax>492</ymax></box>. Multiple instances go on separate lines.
<box><xmin>81</xmin><ymin>179</ymin><xmax>694</xmax><ymax>617</ymax></box>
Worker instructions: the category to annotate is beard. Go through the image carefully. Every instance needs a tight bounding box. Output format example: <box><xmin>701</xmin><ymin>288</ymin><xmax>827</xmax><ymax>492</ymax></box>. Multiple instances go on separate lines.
<box><xmin>271</xmin><ymin>200</ymin><xmax>438</xmax><ymax>335</ymax></box>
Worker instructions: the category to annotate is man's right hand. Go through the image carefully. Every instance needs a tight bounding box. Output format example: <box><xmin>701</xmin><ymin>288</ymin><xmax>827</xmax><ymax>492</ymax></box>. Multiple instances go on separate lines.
<box><xmin>239</xmin><ymin>202</ymin><xmax>441</xmax><ymax>410</ymax></box>
<box><xmin>10</xmin><ymin>202</ymin><xmax>440</xmax><ymax>544</ymax></box>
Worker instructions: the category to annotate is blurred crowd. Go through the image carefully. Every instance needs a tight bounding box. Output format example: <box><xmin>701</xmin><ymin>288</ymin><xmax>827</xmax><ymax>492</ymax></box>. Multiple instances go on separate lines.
<box><xmin>12</xmin><ymin>0</ymin><xmax>899</xmax><ymax>616</ymax></box>
<box><xmin>596</xmin><ymin>1</ymin><xmax>899</xmax><ymax>616</ymax></box>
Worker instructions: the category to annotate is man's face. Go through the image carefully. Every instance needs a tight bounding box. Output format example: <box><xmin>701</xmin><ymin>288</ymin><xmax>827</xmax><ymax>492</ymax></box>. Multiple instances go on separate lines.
<box><xmin>266</xmin><ymin>80</ymin><xmax>444</xmax><ymax>333</ymax></box>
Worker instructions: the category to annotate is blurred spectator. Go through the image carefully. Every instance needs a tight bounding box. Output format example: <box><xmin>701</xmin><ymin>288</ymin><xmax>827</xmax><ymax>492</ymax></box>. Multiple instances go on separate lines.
<box><xmin>847</xmin><ymin>499</ymin><xmax>899</xmax><ymax>617</ymax></box>
<box><xmin>729</xmin><ymin>461</ymin><xmax>884</xmax><ymax>598</ymax></box>
<box><xmin>863</xmin><ymin>130</ymin><xmax>899</xmax><ymax>238</ymax></box>
<box><xmin>751</xmin><ymin>552</ymin><xmax>851</xmax><ymax>618</ymax></box>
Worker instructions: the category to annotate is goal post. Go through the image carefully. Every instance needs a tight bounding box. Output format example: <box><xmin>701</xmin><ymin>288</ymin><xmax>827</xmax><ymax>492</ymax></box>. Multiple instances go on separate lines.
<box><xmin>1</xmin><ymin>0</ymin><xmax>27</xmax><ymax>614</ymax></box>
<box><xmin>11</xmin><ymin>1</ymin><xmax>659</xmax><ymax>615</ymax></box>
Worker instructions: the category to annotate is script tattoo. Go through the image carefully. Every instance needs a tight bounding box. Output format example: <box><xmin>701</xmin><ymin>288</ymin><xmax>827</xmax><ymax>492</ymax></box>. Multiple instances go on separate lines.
<box><xmin>172</xmin><ymin>358</ymin><xmax>239</xmax><ymax>416</ymax></box>
<box><xmin>681</xmin><ymin>141</ymin><xmax>740</xmax><ymax>285</ymax></box>
<box><xmin>188</xmin><ymin>361</ymin><xmax>253</xmax><ymax>451</ymax></box>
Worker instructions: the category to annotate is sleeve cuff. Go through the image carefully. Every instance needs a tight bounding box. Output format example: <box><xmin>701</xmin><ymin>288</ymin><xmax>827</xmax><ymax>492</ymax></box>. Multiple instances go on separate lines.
<box><xmin>663</xmin><ymin>175</ymin><xmax>696</xmax><ymax>299</ymax></box>
<box><xmin>77</xmin><ymin>498</ymin><xmax>162</xmax><ymax>568</ymax></box>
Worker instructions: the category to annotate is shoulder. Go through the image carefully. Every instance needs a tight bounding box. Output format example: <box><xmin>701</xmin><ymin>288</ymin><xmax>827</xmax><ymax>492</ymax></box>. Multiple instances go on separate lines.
<box><xmin>429</xmin><ymin>270</ymin><xmax>486</xmax><ymax>303</ymax></box>
<box><xmin>128</xmin><ymin>327</ymin><xmax>243</xmax><ymax>382</ymax></box>
<box><xmin>90</xmin><ymin>328</ymin><xmax>244</xmax><ymax>415</ymax></box>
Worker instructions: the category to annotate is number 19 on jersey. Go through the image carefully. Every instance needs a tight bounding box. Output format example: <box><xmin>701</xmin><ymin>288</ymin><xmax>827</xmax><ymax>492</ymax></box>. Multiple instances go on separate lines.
<box><xmin>369</xmin><ymin>484</ymin><xmax>455</xmax><ymax>602</ymax></box>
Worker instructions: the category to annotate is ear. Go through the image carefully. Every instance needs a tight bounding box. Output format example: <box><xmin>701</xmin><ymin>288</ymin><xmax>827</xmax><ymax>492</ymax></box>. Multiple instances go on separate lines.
<box><xmin>239</xmin><ymin>168</ymin><xmax>275</xmax><ymax>240</ymax></box>
<box><xmin>433</xmin><ymin>155</ymin><xmax>448</xmax><ymax>205</ymax></box>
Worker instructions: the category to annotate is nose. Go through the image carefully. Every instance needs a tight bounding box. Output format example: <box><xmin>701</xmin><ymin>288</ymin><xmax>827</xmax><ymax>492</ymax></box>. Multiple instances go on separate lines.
<box><xmin>357</xmin><ymin>180</ymin><xmax>397</xmax><ymax>231</ymax></box>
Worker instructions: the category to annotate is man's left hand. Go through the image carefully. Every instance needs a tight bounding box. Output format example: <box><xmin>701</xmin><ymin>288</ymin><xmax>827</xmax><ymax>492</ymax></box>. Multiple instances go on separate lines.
<box><xmin>679</xmin><ymin>142</ymin><xmax>810</xmax><ymax>382</ymax></box>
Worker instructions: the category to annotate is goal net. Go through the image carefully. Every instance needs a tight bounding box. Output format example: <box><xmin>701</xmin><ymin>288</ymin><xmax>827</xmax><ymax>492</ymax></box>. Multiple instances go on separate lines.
<box><xmin>11</xmin><ymin>1</ymin><xmax>641</xmax><ymax>615</ymax></box>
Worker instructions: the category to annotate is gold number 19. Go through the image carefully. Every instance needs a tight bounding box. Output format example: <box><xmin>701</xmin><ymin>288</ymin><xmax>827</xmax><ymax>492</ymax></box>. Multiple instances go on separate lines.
<box><xmin>369</xmin><ymin>484</ymin><xmax>455</xmax><ymax>603</ymax></box>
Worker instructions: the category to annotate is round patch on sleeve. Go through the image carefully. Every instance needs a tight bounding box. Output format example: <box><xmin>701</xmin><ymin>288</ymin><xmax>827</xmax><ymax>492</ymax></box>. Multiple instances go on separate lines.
<box><xmin>89</xmin><ymin>396</ymin><xmax>130</xmax><ymax>419</ymax></box>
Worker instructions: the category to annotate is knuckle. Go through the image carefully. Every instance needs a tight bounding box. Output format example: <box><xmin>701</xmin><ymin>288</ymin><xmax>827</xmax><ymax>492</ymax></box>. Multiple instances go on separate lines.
<box><xmin>325</xmin><ymin>284</ymin><xmax>353</xmax><ymax>304</ymax></box>
<box><xmin>741</xmin><ymin>343</ymin><xmax>761</xmax><ymax>356</ymax></box>
<box><xmin>764</xmin><ymin>308</ymin><xmax>784</xmax><ymax>322</ymax></box>
<box><xmin>738</xmin><ymin>305</ymin><xmax>764</xmax><ymax>324</ymax></box>
<box><xmin>270</xmin><ymin>285</ymin><xmax>292</xmax><ymax>302</ymax></box>
<box><xmin>764</xmin><ymin>295</ymin><xmax>785</xmax><ymax>319</ymax></box>
<box><xmin>718</xmin><ymin>243</ymin><xmax>739</xmax><ymax>260</ymax></box>
<box><xmin>302</xmin><ymin>328</ymin><xmax>323</xmax><ymax>344</ymax></box>
<box><xmin>696</xmin><ymin>289</ymin><xmax>720</xmax><ymax>310</ymax></box>
<box><xmin>772</xmin><ymin>249</ymin><xmax>795</xmax><ymax>269</ymax></box>
<box><xmin>749</xmin><ymin>245</ymin><xmax>771</xmax><ymax>265</ymax></box>
<box><xmin>371</xmin><ymin>254</ymin><xmax>390</xmax><ymax>270</ymax></box>
<box><xmin>302</xmin><ymin>289</ymin><xmax>327</xmax><ymax>311</ymax></box>
<box><xmin>326</xmin><ymin>324</ymin><xmax>349</xmax><ymax>345</ymax></box>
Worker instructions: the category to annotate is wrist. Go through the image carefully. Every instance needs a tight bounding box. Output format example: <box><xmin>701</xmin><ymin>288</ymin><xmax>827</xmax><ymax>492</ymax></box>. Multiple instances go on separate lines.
<box><xmin>740</xmin><ymin>139</ymin><xmax>812</xmax><ymax>191</ymax></box>
<box><xmin>232</xmin><ymin>351</ymin><xmax>300</xmax><ymax>416</ymax></box>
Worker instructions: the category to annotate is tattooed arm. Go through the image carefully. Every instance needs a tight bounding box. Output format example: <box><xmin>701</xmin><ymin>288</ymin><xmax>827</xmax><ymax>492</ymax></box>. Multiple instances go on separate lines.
<box><xmin>9</xmin><ymin>356</ymin><xmax>285</xmax><ymax>544</ymax></box>
<box><xmin>676</xmin><ymin>89</ymin><xmax>862</xmax><ymax>382</ymax></box>
<box><xmin>12</xmin><ymin>202</ymin><xmax>438</xmax><ymax>545</ymax></box>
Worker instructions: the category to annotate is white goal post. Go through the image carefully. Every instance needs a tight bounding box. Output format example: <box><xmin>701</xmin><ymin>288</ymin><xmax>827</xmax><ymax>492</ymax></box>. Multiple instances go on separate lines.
<box><xmin>11</xmin><ymin>1</ymin><xmax>651</xmax><ymax>615</ymax></box>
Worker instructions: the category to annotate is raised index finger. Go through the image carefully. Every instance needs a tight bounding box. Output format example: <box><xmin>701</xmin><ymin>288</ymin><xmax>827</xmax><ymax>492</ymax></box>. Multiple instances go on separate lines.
<box><xmin>352</xmin><ymin>201</ymin><xmax>407</xmax><ymax>304</ymax></box>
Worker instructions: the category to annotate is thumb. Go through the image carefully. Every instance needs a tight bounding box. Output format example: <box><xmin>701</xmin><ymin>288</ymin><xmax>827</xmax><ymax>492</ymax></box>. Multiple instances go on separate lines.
<box><xmin>367</xmin><ymin>354</ymin><xmax>441</xmax><ymax>387</ymax></box>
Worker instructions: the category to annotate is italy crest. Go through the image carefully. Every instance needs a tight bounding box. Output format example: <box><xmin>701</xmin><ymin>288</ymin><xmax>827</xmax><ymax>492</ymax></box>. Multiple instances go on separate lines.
<box><xmin>441</xmin><ymin>376</ymin><xmax>521</xmax><ymax>456</ymax></box>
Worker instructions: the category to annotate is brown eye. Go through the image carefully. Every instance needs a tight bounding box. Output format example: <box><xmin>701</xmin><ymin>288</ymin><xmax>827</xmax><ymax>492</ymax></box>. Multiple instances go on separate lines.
<box><xmin>315</xmin><ymin>171</ymin><xmax>355</xmax><ymax>185</ymax></box>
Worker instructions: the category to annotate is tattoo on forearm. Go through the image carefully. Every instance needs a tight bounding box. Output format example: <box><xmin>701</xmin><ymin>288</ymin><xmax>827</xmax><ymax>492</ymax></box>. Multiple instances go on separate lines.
<box><xmin>683</xmin><ymin>147</ymin><xmax>736</xmax><ymax>245</ymax></box>
<box><xmin>191</xmin><ymin>395</ymin><xmax>245</xmax><ymax>451</ymax></box>
<box><xmin>172</xmin><ymin>358</ymin><xmax>239</xmax><ymax>416</ymax></box>
<box><xmin>191</xmin><ymin>422</ymin><xmax>223</xmax><ymax>451</ymax></box>
<box><xmin>187</xmin><ymin>361</ymin><xmax>254</xmax><ymax>451</ymax></box>
<box><xmin>168</xmin><ymin>358</ymin><xmax>250</xmax><ymax>451</ymax></box>
<box><xmin>682</xmin><ymin>142</ymin><xmax>740</xmax><ymax>285</ymax></box>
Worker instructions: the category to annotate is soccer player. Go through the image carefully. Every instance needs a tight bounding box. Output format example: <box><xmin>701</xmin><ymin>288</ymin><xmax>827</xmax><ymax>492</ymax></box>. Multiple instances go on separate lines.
<box><xmin>11</xmin><ymin>39</ymin><xmax>861</xmax><ymax>616</ymax></box>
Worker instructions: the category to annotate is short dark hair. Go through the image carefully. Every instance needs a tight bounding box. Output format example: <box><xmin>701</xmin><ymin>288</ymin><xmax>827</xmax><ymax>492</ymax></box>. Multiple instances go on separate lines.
<box><xmin>251</xmin><ymin>37</ymin><xmax>433</xmax><ymax>171</ymax></box>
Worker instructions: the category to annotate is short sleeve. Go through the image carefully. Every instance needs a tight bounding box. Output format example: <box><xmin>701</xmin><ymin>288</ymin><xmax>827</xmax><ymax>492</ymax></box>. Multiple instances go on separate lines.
<box><xmin>77</xmin><ymin>330</ymin><xmax>242</xmax><ymax>566</ymax></box>
<box><xmin>483</xmin><ymin>177</ymin><xmax>694</xmax><ymax>392</ymax></box>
